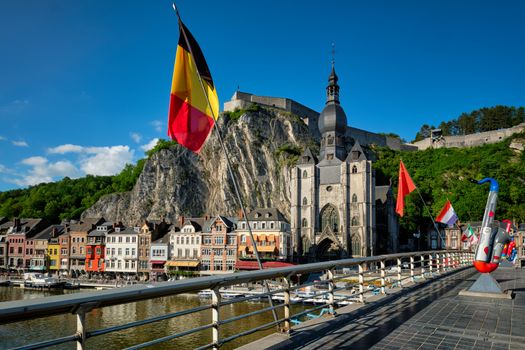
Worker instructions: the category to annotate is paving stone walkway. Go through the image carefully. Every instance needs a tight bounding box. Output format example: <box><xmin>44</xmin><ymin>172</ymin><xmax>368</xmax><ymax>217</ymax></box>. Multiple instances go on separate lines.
<box><xmin>239</xmin><ymin>267</ymin><xmax>525</xmax><ymax>350</ymax></box>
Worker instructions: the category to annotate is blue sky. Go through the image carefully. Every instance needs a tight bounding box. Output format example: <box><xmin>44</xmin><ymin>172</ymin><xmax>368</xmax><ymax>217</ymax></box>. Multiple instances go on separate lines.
<box><xmin>1</xmin><ymin>0</ymin><xmax>524</xmax><ymax>191</ymax></box>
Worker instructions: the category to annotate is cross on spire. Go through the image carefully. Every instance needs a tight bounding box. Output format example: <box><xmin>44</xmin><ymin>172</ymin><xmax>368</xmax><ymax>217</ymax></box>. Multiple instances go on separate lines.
<box><xmin>331</xmin><ymin>42</ymin><xmax>336</xmax><ymax>67</ymax></box>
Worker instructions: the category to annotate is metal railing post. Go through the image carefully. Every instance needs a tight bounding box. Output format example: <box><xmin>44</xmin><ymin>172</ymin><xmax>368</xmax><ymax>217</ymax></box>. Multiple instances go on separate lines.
<box><xmin>446</xmin><ymin>252</ymin><xmax>451</xmax><ymax>270</ymax></box>
<box><xmin>283</xmin><ymin>276</ymin><xmax>291</xmax><ymax>332</ymax></box>
<box><xmin>212</xmin><ymin>288</ymin><xmax>221</xmax><ymax>350</ymax></box>
<box><xmin>396</xmin><ymin>258</ymin><xmax>402</xmax><ymax>288</ymax></box>
<box><xmin>420</xmin><ymin>255</ymin><xmax>425</xmax><ymax>279</ymax></box>
<box><xmin>327</xmin><ymin>269</ymin><xmax>336</xmax><ymax>315</ymax></box>
<box><xmin>380</xmin><ymin>260</ymin><xmax>386</xmax><ymax>294</ymax></box>
<box><xmin>358</xmin><ymin>263</ymin><xmax>365</xmax><ymax>303</ymax></box>
<box><xmin>76</xmin><ymin>311</ymin><xmax>86</xmax><ymax>350</ymax></box>
<box><xmin>429</xmin><ymin>254</ymin><xmax>433</xmax><ymax>275</ymax></box>
<box><xmin>442</xmin><ymin>252</ymin><xmax>447</xmax><ymax>272</ymax></box>
<box><xmin>410</xmin><ymin>256</ymin><xmax>415</xmax><ymax>282</ymax></box>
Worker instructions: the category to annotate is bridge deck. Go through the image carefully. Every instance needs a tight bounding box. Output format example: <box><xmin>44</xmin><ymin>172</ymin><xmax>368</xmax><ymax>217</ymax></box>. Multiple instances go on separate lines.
<box><xmin>240</xmin><ymin>267</ymin><xmax>525</xmax><ymax>350</ymax></box>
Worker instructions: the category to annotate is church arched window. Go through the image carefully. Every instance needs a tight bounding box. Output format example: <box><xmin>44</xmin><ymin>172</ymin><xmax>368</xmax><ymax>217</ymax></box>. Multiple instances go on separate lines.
<box><xmin>352</xmin><ymin>165</ymin><xmax>358</xmax><ymax>174</ymax></box>
<box><xmin>302</xmin><ymin>197</ymin><xmax>308</xmax><ymax>205</ymax></box>
<box><xmin>351</xmin><ymin>216</ymin><xmax>359</xmax><ymax>226</ymax></box>
<box><xmin>302</xmin><ymin>170</ymin><xmax>307</xmax><ymax>178</ymax></box>
<box><xmin>352</xmin><ymin>194</ymin><xmax>358</xmax><ymax>203</ymax></box>
<box><xmin>320</xmin><ymin>204</ymin><xmax>339</xmax><ymax>232</ymax></box>
<box><xmin>351</xmin><ymin>235</ymin><xmax>361</xmax><ymax>257</ymax></box>
<box><xmin>302</xmin><ymin>218</ymin><xmax>308</xmax><ymax>227</ymax></box>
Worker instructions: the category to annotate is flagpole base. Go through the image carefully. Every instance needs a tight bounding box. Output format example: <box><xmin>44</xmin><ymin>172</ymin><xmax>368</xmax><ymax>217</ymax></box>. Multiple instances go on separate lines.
<box><xmin>458</xmin><ymin>273</ymin><xmax>513</xmax><ymax>299</ymax></box>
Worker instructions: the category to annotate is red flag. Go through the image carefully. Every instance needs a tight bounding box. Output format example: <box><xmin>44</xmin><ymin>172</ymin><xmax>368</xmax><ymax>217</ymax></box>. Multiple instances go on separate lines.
<box><xmin>395</xmin><ymin>160</ymin><xmax>416</xmax><ymax>217</ymax></box>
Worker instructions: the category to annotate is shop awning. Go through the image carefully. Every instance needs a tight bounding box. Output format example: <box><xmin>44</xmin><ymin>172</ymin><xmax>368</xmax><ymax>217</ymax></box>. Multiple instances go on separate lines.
<box><xmin>235</xmin><ymin>261</ymin><xmax>296</xmax><ymax>270</ymax></box>
<box><xmin>165</xmin><ymin>261</ymin><xmax>200</xmax><ymax>267</ymax></box>
<box><xmin>150</xmin><ymin>261</ymin><xmax>166</xmax><ymax>265</ymax></box>
<box><xmin>257</xmin><ymin>246</ymin><xmax>277</xmax><ymax>252</ymax></box>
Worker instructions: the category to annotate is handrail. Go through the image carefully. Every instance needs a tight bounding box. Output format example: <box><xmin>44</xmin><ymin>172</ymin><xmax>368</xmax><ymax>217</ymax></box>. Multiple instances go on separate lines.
<box><xmin>0</xmin><ymin>250</ymin><xmax>472</xmax><ymax>350</ymax></box>
<box><xmin>0</xmin><ymin>250</ymin><xmax>452</xmax><ymax>324</ymax></box>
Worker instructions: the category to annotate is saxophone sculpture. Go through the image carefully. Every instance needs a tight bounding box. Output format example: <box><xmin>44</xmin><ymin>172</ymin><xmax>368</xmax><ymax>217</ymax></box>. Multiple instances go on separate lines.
<box><xmin>472</xmin><ymin>178</ymin><xmax>513</xmax><ymax>273</ymax></box>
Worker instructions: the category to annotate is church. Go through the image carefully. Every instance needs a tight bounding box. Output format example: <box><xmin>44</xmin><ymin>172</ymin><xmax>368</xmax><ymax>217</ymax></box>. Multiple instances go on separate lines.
<box><xmin>290</xmin><ymin>65</ymin><xmax>399</xmax><ymax>261</ymax></box>
<box><xmin>223</xmin><ymin>64</ymin><xmax>402</xmax><ymax>261</ymax></box>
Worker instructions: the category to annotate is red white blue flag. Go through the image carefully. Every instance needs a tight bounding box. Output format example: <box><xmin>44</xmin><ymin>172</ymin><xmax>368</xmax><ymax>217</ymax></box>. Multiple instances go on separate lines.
<box><xmin>436</xmin><ymin>200</ymin><xmax>459</xmax><ymax>227</ymax></box>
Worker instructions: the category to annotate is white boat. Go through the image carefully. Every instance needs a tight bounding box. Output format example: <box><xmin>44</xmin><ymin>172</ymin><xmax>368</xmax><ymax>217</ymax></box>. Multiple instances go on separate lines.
<box><xmin>198</xmin><ymin>289</ymin><xmax>213</xmax><ymax>298</ymax></box>
<box><xmin>23</xmin><ymin>273</ymin><xmax>64</xmax><ymax>288</ymax></box>
<box><xmin>221</xmin><ymin>292</ymin><xmax>243</xmax><ymax>299</ymax></box>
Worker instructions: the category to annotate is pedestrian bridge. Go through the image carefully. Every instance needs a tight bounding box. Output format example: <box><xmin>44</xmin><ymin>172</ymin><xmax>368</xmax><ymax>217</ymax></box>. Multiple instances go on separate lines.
<box><xmin>2</xmin><ymin>250</ymin><xmax>509</xmax><ymax>350</ymax></box>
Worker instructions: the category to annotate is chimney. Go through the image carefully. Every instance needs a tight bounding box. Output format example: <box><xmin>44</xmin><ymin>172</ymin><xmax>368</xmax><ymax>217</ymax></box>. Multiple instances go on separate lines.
<box><xmin>52</xmin><ymin>227</ymin><xmax>57</xmax><ymax>238</ymax></box>
<box><xmin>178</xmin><ymin>216</ymin><xmax>184</xmax><ymax>227</ymax></box>
<box><xmin>14</xmin><ymin>218</ymin><xmax>21</xmax><ymax>230</ymax></box>
<box><xmin>238</xmin><ymin>209</ymin><xmax>244</xmax><ymax>219</ymax></box>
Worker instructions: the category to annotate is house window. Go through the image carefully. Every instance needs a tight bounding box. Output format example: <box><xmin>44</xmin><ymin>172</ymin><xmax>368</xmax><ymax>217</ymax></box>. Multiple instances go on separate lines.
<box><xmin>302</xmin><ymin>197</ymin><xmax>308</xmax><ymax>205</ymax></box>
<box><xmin>302</xmin><ymin>170</ymin><xmax>307</xmax><ymax>178</ymax></box>
<box><xmin>352</xmin><ymin>165</ymin><xmax>358</xmax><ymax>174</ymax></box>
<box><xmin>262</xmin><ymin>222</ymin><xmax>266</xmax><ymax>229</ymax></box>
<box><xmin>270</xmin><ymin>222</ymin><xmax>274</xmax><ymax>229</ymax></box>
<box><xmin>351</xmin><ymin>216</ymin><xmax>359</xmax><ymax>226</ymax></box>
<box><xmin>352</xmin><ymin>194</ymin><xmax>358</xmax><ymax>203</ymax></box>
<box><xmin>241</xmin><ymin>235</ymin><xmax>246</xmax><ymax>243</ymax></box>
<box><xmin>302</xmin><ymin>218</ymin><xmax>308</xmax><ymax>228</ymax></box>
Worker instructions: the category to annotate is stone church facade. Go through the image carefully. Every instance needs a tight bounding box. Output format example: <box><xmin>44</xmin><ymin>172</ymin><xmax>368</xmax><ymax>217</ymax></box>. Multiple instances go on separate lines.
<box><xmin>291</xmin><ymin>65</ymin><xmax>398</xmax><ymax>260</ymax></box>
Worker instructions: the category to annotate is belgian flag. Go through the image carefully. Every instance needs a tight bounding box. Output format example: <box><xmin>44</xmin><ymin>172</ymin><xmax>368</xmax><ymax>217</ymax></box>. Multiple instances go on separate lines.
<box><xmin>168</xmin><ymin>19</ymin><xmax>219</xmax><ymax>153</ymax></box>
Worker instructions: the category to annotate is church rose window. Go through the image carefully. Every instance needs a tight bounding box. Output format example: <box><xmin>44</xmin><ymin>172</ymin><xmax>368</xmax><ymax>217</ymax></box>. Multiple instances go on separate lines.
<box><xmin>320</xmin><ymin>204</ymin><xmax>339</xmax><ymax>232</ymax></box>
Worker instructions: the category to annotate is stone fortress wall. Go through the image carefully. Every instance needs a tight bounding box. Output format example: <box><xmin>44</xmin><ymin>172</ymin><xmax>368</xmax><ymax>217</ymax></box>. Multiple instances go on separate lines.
<box><xmin>223</xmin><ymin>91</ymin><xmax>417</xmax><ymax>151</ymax></box>
<box><xmin>411</xmin><ymin>123</ymin><xmax>525</xmax><ymax>150</ymax></box>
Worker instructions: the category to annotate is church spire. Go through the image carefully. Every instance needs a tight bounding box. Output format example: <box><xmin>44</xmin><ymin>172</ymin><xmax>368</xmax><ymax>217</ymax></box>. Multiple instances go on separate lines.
<box><xmin>326</xmin><ymin>43</ymin><xmax>340</xmax><ymax>104</ymax></box>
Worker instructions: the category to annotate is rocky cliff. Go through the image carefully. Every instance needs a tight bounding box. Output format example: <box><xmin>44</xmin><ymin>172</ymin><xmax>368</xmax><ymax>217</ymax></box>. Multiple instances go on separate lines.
<box><xmin>82</xmin><ymin>108</ymin><xmax>318</xmax><ymax>223</ymax></box>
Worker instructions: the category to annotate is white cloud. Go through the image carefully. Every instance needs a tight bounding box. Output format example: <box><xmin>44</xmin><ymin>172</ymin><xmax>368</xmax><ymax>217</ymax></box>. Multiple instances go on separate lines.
<box><xmin>0</xmin><ymin>136</ymin><xmax>6</xmax><ymax>141</ymax></box>
<box><xmin>79</xmin><ymin>146</ymin><xmax>134</xmax><ymax>176</ymax></box>
<box><xmin>140</xmin><ymin>138</ymin><xmax>159</xmax><ymax>152</ymax></box>
<box><xmin>14</xmin><ymin>157</ymin><xmax>79</xmax><ymax>186</ymax></box>
<box><xmin>47</xmin><ymin>144</ymin><xmax>84</xmax><ymax>154</ymax></box>
<box><xmin>151</xmin><ymin>120</ymin><xmax>163</xmax><ymax>133</ymax></box>
<box><xmin>22</xmin><ymin>156</ymin><xmax>48</xmax><ymax>166</ymax></box>
<box><xmin>12</xmin><ymin>140</ymin><xmax>28</xmax><ymax>147</ymax></box>
<box><xmin>130</xmin><ymin>132</ymin><xmax>142</xmax><ymax>143</ymax></box>
<box><xmin>48</xmin><ymin>143</ymin><xmax>136</xmax><ymax>176</ymax></box>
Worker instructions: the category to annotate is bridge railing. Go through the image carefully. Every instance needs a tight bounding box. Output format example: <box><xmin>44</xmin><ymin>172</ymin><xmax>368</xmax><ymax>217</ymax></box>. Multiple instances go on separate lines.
<box><xmin>0</xmin><ymin>250</ymin><xmax>473</xmax><ymax>350</ymax></box>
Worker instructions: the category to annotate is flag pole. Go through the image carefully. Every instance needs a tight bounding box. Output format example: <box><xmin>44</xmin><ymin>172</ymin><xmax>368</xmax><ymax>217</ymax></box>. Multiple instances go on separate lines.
<box><xmin>414</xmin><ymin>188</ymin><xmax>445</xmax><ymax>248</ymax></box>
<box><xmin>172</xmin><ymin>3</ymin><xmax>279</xmax><ymax>326</ymax></box>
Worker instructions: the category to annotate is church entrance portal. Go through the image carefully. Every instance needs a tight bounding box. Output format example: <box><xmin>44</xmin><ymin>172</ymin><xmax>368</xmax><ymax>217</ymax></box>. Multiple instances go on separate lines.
<box><xmin>316</xmin><ymin>238</ymin><xmax>343</xmax><ymax>261</ymax></box>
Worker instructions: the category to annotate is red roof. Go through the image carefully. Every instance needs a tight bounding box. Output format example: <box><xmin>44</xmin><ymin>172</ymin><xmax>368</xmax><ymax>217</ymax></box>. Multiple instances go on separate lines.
<box><xmin>235</xmin><ymin>260</ymin><xmax>296</xmax><ymax>270</ymax></box>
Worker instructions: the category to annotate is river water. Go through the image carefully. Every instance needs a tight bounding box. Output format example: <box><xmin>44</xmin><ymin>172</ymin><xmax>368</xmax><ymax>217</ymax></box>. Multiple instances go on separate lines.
<box><xmin>0</xmin><ymin>286</ymin><xmax>307</xmax><ymax>349</ymax></box>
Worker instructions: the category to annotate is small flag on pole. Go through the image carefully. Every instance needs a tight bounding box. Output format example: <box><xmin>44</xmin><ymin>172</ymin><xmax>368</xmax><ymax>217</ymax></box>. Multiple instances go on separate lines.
<box><xmin>462</xmin><ymin>223</ymin><xmax>474</xmax><ymax>242</ymax></box>
<box><xmin>167</xmin><ymin>17</ymin><xmax>219</xmax><ymax>153</ymax></box>
<box><xmin>435</xmin><ymin>200</ymin><xmax>459</xmax><ymax>227</ymax></box>
<box><xmin>396</xmin><ymin>160</ymin><xmax>416</xmax><ymax>217</ymax></box>
<box><xmin>469</xmin><ymin>232</ymin><xmax>479</xmax><ymax>246</ymax></box>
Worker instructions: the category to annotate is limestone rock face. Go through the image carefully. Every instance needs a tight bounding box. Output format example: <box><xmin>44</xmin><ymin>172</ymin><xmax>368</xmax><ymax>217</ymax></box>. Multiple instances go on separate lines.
<box><xmin>82</xmin><ymin>108</ymin><xmax>318</xmax><ymax>223</ymax></box>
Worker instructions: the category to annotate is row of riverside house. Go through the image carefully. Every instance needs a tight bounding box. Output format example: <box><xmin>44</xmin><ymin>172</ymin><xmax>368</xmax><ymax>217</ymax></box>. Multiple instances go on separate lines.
<box><xmin>0</xmin><ymin>208</ymin><xmax>292</xmax><ymax>280</ymax></box>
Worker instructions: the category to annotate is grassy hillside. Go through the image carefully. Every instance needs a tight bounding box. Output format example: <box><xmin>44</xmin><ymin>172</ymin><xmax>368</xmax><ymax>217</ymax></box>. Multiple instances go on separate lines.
<box><xmin>374</xmin><ymin>132</ymin><xmax>525</xmax><ymax>233</ymax></box>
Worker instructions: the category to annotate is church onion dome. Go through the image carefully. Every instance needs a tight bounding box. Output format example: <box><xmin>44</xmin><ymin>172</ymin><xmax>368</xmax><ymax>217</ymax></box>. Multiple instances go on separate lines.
<box><xmin>318</xmin><ymin>65</ymin><xmax>347</xmax><ymax>135</ymax></box>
